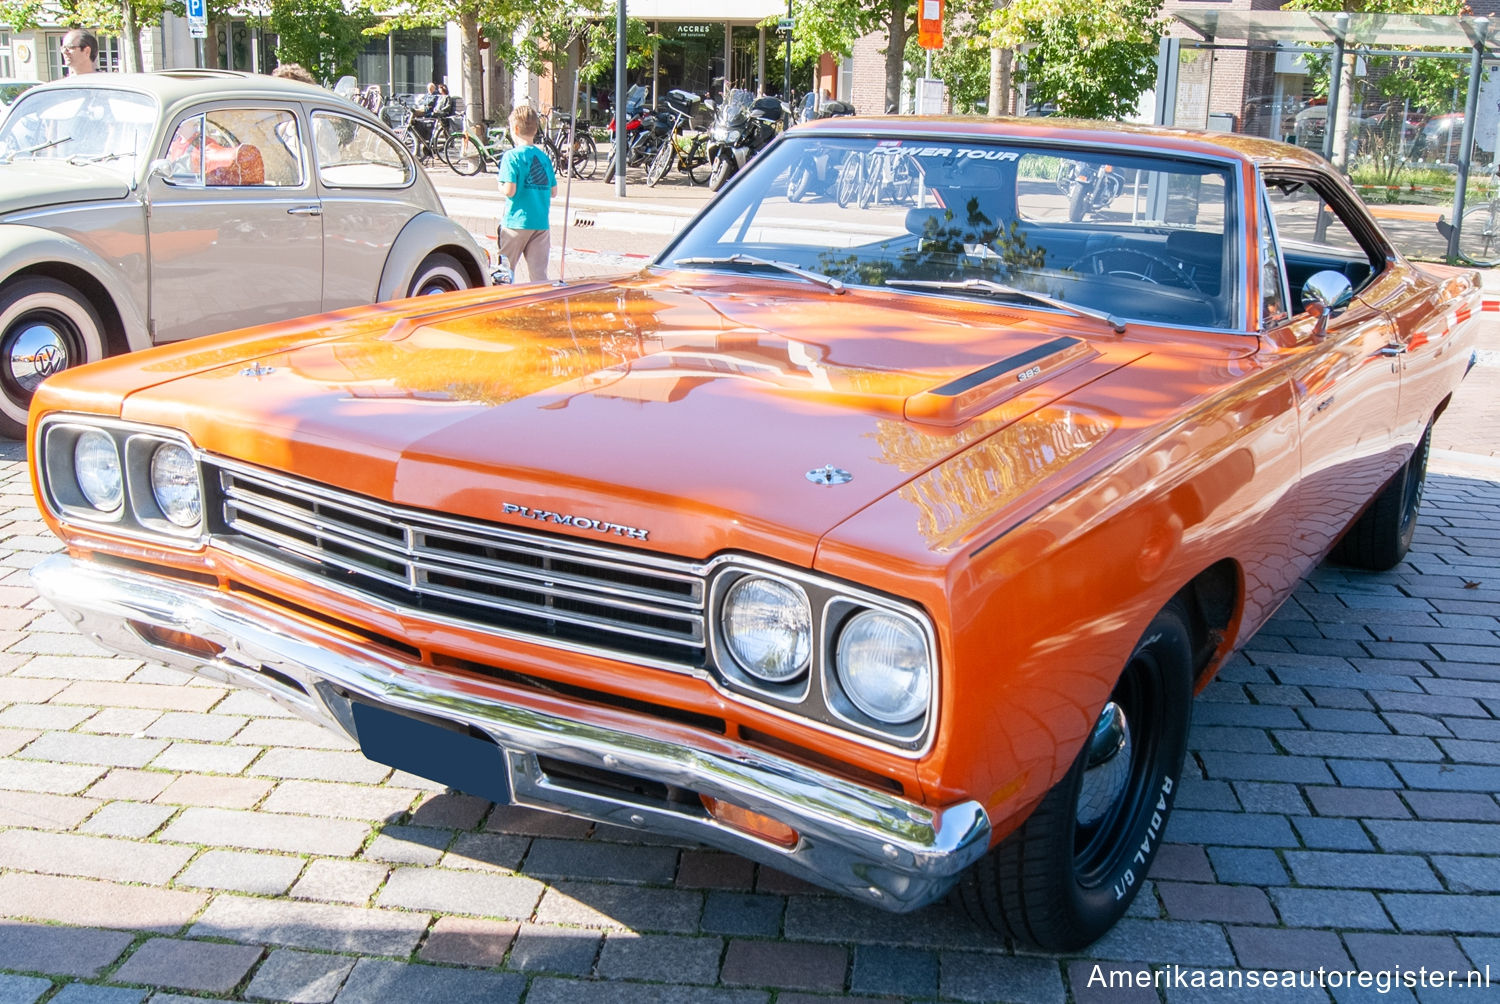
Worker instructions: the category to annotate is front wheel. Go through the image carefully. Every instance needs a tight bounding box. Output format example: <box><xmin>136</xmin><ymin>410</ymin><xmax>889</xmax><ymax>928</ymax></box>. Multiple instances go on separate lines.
<box><xmin>0</xmin><ymin>278</ymin><xmax>108</xmax><ymax>439</ymax></box>
<box><xmin>1457</xmin><ymin>204</ymin><xmax>1500</xmax><ymax>266</ymax></box>
<box><xmin>707</xmin><ymin>154</ymin><xmax>733</xmax><ymax>192</ymax></box>
<box><xmin>787</xmin><ymin>160</ymin><xmax>812</xmax><ymax>202</ymax></box>
<box><xmin>407</xmin><ymin>253</ymin><xmax>470</xmax><ymax>298</ymax></box>
<box><xmin>645</xmin><ymin>137</ymin><xmax>674</xmax><ymax>187</ymax></box>
<box><xmin>1331</xmin><ymin>423</ymin><xmax>1431</xmax><ymax>571</ymax></box>
<box><xmin>1067</xmin><ymin>181</ymin><xmax>1089</xmax><ymax>223</ymax></box>
<box><xmin>954</xmin><ymin>602</ymin><xmax>1193</xmax><ymax>951</ymax></box>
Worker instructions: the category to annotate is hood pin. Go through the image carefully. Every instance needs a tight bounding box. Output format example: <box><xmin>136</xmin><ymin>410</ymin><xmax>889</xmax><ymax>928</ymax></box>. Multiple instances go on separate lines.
<box><xmin>806</xmin><ymin>465</ymin><xmax>853</xmax><ymax>486</ymax></box>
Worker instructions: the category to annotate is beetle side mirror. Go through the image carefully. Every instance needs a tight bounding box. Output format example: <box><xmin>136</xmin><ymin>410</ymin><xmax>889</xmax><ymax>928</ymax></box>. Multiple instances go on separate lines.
<box><xmin>147</xmin><ymin>158</ymin><xmax>172</xmax><ymax>181</ymax></box>
<box><xmin>1302</xmin><ymin>270</ymin><xmax>1353</xmax><ymax>340</ymax></box>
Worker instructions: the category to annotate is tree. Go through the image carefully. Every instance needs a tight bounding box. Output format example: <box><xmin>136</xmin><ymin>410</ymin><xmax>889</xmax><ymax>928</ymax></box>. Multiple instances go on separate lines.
<box><xmin>1285</xmin><ymin>0</ymin><xmax>1467</xmax><ymax>175</ymax></box>
<box><xmin>367</xmin><ymin>0</ymin><xmax>596</xmax><ymax>131</ymax></box>
<box><xmin>776</xmin><ymin>0</ymin><xmax>916</xmax><ymax>114</ymax></box>
<box><xmin>268</xmin><ymin>0</ymin><xmax>374</xmax><ymax>85</ymax></box>
<box><xmin>982</xmin><ymin>0</ymin><xmax>1165</xmax><ymax>120</ymax></box>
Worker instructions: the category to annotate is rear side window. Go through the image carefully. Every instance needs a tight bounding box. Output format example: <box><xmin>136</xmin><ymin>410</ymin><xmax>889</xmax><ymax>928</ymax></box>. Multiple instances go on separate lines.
<box><xmin>312</xmin><ymin>112</ymin><xmax>412</xmax><ymax>188</ymax></box>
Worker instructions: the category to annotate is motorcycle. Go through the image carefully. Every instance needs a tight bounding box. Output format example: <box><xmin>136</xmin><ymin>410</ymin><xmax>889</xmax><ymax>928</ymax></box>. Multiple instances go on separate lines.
<box><xmin>1057</xmin><ymin>158</ymin><xmax>1122</xmax><ymax>222</ymax></box>
<box><xmin>705</xmin><ymin>89</ymin><xmax>787</xmax><ymax>192</ymax></box>
<box><xmin>603</xmin><ymin>84</ymin><xmax>649</xmax><ymax>179</ymax></box>
<box><xmin>785</xmin><ymin>94</ymin><xmax>856</xmax><ymax>203</ymax></box>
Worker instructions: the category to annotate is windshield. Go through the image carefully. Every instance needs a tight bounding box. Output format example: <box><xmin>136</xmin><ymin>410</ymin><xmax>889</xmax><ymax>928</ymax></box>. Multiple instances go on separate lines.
<box><xmin>664</xmin><ymin>134</ymin><xmax>1240</xmax><ymax>330</ymax></box>
<box><xmin>0</xmin><ymin>87</ymin><xmax>157</xmax><ymax>173</ymax></box>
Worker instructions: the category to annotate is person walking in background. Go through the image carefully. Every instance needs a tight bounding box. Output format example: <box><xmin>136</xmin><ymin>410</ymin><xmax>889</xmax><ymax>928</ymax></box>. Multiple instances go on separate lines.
<box><xmin>61</xmin><ymin>29</ymin><xmax>98</xmax><ymax>75</ymax></box>
<box><xmin>497</xmin><ymin>104</ymin><xmax>557</xmax><ymax>283</ymax></box>
<box><xmin>271</xmin><ymin>63</ymin><xmax>317</xmax><ymax>85</ymax></box>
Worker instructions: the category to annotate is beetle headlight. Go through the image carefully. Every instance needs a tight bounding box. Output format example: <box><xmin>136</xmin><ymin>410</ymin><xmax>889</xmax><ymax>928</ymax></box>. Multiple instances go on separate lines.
<box><xmin>835</xmin><ymin>610</ymin><xmax>931</xmax><ymax>724</ymax></box>
<box><xmin>74</xmin><ymin>430</ymin><xmax>123</xmax><ymax>513</ymax></box>
<box><xmin>721</xmin><ymin>576</ymin><xmax>812</xmax><ymax>683</ymax></box>
<box><xmin>149</xmin><ymin>442</ymin><xmax>200</xmax><ymax>527</ymax></box>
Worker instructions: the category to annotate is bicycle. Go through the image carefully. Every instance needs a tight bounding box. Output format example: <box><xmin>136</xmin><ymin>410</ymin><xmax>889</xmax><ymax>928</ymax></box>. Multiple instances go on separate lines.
<box><xmin>539</xmin><ymin>110</ymin><xmax>598</xmax><ymax>180</ymax></box>
<box><xmin>835</xmin><ymin>146</ymin><xmax>918</xmax><ymax>209</ymax></box>
<box><xmin>645</xmin><ymin>106</ymin><xmax>709</xmax><ymax>187</ymax></box>
<box><xmin>1455</xmin><ymin>162</ymin><xmax>1500</xmax><ymax>266</ymax></box>
<box><xmin>443</xmin><ymin>122</ymin><xmax>515</xmax><ymax>176</ymax></box>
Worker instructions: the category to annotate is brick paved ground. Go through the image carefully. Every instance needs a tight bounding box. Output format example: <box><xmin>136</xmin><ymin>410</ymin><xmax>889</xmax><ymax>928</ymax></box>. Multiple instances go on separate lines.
<box><xmin>1</xmin><ymin>187</ymin><xmax>1498</xmax><ymax>1000</ymax></box>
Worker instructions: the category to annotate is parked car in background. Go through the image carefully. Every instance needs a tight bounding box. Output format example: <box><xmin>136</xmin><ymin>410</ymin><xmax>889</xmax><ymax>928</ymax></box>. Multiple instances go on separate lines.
<box><xmin>1240</xmin><ymin>95</ymin><xmax>1303</xmax><ymax>143</ymax></box>
<box><xmin>0</xmin><ymin>70</ymin><xmax>490</xmax><ymax>437</ymax></box>
<box><xmin>0</xmin><ymin>78</ymin><xmax>39</xmax><ymax>110</ymax></box>
<box><xmin>27</xmin><ymin>118</ymin><xmax>1479</xmax><ymax>951</ymax></box>
<box><xmin>1407</xmin><ymin>112</ymin><xmax>1480</xmax><ymax>167</ymax></box>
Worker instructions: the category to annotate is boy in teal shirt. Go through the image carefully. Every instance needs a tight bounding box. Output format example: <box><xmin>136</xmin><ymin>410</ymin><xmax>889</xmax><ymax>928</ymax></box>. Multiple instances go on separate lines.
<box><xmin>497</xmin><ymin>104</ymin><xmax>557</xmax><ymax>282</ymax></box>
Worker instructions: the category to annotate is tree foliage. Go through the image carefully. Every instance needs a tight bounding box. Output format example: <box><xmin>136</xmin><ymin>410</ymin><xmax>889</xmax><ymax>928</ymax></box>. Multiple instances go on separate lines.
<box><xmin>268</xmin><ymin>0</ymin><xmax>375</xmax><ymax>85</ymax></box>
<box><xmin>983</xmin><ymin>0</ymin><xmax>1165</xmax><ymax>120</ymax></box>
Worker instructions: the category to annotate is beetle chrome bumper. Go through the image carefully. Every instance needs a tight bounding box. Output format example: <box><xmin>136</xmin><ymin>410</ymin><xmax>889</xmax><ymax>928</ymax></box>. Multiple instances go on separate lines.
<box><xmin>32</xmin><ymin>554</ymin><xmax>990</xmax><ymax>912</ymax></box>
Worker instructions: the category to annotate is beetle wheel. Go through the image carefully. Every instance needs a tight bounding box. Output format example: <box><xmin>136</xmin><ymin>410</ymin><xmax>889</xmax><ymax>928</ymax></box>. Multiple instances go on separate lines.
<box><xmin>0</xmin><ymin>278</ymin><xmax>108</xmax><ymax>440</ymax></box>
<box><xmin>953</xmin><ymin>601</ymin><xmax>1193</xmax><ymax>951</ymax></box>
<box><xmin>407</xmin><ymin>253</ymin><xmax>470</xmax><ymax>297</ymax></box>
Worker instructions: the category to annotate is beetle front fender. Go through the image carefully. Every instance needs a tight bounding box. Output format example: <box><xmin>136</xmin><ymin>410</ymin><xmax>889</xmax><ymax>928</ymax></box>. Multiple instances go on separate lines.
<box><xmin>376</xmin><ymin>212</ymin><xmax>490</xmax><ymax>302</ymax></box>
<box><xmin>0</xmin><ymin>223</ymin><xmax>149</xmax><ymax>354</ymax></box>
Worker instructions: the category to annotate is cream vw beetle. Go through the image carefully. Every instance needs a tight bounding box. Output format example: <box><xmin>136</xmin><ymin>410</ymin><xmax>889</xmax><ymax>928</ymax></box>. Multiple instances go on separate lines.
<box><xmin>0</xmin><ymin>70</ymin><xmax>489</xmax><ymax>438</ymax></box>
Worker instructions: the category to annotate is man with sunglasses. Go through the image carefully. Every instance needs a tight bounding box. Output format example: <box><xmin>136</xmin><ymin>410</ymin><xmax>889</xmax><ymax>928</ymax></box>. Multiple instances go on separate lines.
<box><xmin>61</xmin><ymin>29</ymin><xmax>98</xmax><ymax>75</ymax></box>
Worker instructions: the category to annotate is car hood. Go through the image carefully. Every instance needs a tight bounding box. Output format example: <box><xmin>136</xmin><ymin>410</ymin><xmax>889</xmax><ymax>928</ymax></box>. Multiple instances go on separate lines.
<box><xmin>109</xmin><ymin>276</ymin><xmax>1164</xmax><ymax>565</ymax></box>
<box><xmin>0</xmin><ymin>161</ymin><xmax>132</xmax><ymax>216</ymax></box>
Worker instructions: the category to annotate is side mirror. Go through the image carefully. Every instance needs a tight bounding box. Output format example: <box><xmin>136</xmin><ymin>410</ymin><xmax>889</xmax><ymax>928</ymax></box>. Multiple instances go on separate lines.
<box><xmin>146</xmin><ymin>158</ymin><xmax>172</xmax><ymax>180</ymax></box>
<box><xmin>1301</xmin><ymin>270</ymin><xmax>1353</xmax><ymax>340</ymax></box>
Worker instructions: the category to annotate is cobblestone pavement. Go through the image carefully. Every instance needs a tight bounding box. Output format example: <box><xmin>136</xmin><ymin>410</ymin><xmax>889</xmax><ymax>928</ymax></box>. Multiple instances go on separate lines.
<box><xmin>1</xmin><ymin>181</ymin><xmax>1498</xmax><ymax>1001</ymax></box>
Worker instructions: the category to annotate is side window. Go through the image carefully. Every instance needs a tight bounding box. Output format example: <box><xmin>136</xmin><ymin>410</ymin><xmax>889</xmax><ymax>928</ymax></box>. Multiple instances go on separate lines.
<box><xmin>163</xmin><ymin>108</ymin><xmax>301</xmax><ymax>187</ymax></box>
<box><xmin>312</xmin><ymin>112</ymin><xmax>412</xmax><ymax>188</ymax></box>
<box><xmin>1263</xmin><ymin>176</ymin><xmax>1384</xmax><ymax>313</ymax></box>
<box><xmin>1257</xmin><ymin>189</ymin><xmax>1289</xmax><ymax>328</ymax></box>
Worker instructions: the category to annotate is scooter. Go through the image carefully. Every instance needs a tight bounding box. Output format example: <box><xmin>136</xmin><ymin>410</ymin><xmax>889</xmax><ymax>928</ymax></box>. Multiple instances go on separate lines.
<box><xmin>786</xmin><ymin>95</ymin><xmax>855</xmax><ymax>202</ymax></box>
<box><xmin>705</xmin><ymin>90</ymin><xmax>787</xmax><ymax>192</ymax></box>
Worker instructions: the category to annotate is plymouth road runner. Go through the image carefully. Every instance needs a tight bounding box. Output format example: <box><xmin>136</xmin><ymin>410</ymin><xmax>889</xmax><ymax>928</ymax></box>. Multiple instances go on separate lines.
<box><xmin>28</xmin><ymin>118</ymin><xmax>1478</xmax><ymax>950</ymax></box>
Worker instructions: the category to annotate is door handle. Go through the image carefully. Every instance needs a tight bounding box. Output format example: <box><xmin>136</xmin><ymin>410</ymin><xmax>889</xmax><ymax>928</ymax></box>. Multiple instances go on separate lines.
<box><xmin>1379</xmin><ymin>344</ymin><xmax>1407</xmax><ymax>357</ymax></box>
<box><xmin>287</xmin><ymin>205</ymin><xmax>322</xmax><ymax>217</ymax></box>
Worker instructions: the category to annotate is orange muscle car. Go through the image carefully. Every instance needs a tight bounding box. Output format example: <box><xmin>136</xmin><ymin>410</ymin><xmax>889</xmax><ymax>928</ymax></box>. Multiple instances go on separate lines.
<box><xmin>27</xmin><ymin>118</ymin><xmax>1480</xmax><ymax>950</ymax></box>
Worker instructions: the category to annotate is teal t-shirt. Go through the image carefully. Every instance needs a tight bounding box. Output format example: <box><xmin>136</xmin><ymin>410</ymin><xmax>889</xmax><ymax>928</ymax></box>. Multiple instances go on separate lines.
<box><xmin>499</xmin><ymin>143</ymin><xmax>555</xmax><ymax>231</ymax></box>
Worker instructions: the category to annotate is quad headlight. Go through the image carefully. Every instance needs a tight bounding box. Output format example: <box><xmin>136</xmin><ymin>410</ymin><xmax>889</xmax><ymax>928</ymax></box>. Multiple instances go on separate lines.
<box><xmin>38</xmin><ymin>419</ymin><xmax>204</xmax><ymax>541</ymax></box>
<box><xmin>73</xmin><ymin>429</ymin><xmax>123</xmax><ymax>513</ymax></box>
<box><xmin>149</xmin><ymin>442</ymin><xmax>201</xmax><ymax>527</ymax></box>
<box><xmin>720</xmin><ymin>575</ymin><xmax>812</xmax><ymax>683</ymax></box>
<box><xmin>834</xmin><ymin>610</ymin><xmax>931</xmax><ymax>725</ymax></box>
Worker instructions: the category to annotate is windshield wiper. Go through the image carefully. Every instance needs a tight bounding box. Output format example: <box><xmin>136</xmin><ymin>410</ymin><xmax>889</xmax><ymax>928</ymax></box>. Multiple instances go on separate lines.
<box><xmin>672</xmin><ymin>253</ymin><xmax>846</xmax><ymax>294</ymax></box>
<box><xmin>0</xmin><ymin>135</ymin><xmax>73</xmax><ymax>164</ymax></box>
<box><xmin>885</xmin><ymin>278</ymin><xmax>1126</xmax><ymax>333</ymax></box>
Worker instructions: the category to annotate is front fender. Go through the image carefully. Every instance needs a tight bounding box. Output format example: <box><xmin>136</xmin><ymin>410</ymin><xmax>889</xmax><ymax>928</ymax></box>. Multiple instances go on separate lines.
<box><xmin>376</xmin><ymin>212</ymin><xmax>490</xmax><ymax>302</ymax></box>
<box><xmin>0</xmin><ymin>224</ymin><xmax>148</xmax><ymax>353</ymax></box>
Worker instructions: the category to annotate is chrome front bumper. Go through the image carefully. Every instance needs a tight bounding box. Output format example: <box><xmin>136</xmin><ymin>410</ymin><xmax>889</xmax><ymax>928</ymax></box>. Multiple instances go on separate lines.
<box><xmin>32</xmin><ymin>554</ymin><xmax>990</xmax><ymax>911</ymax></box>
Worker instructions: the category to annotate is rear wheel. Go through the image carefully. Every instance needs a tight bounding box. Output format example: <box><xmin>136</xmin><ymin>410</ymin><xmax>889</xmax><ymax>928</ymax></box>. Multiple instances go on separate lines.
<box><xmin>0</xmin><ymin>278</ymin><xmax>107</xmax><ymax>439</ymax></box>
<box><xmin>1332</xmin><ymin>423</ymin><xmax>1432</xmax><ymax>571</ymax></box>
<box><xmin>571</xmin><ymin>133</ymin><xmax>599</xmax><ymax>179</ymax></box>
<box><xmin>684</xmin><ymin>137</ymin><xmax>708</xmax><ymax>185</ymax></box>
<box><xmin>787</xmin><ymin>160</ymin><xmax>811</xmax><ymax>202</ymax></box>
<box><xmin>443</xmin><ymin>133</ymin><xmax>485</xmax><ymax>176</ymax></box>
<box><xmin>954</xmin><ymin>602</ymin><xmax>1193</xmax><ymax>951</ymax></box>
<box><xmin>835</xmin><ymin>152</ymin><xmax>863</xmax><ymax>207</ymax></box>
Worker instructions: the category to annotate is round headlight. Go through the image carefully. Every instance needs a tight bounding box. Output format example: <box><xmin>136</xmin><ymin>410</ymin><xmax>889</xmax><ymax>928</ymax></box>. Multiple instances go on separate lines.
<box><xmin>73</xmin><ymin>430</ymin><xmax>122</xmax><ymax>513</ymax></box>
<box><xmin>720</xmin><ymin>576</ymin><xmax>812</xmax><ymax>683</ymax></box>
<box><xmin>836</xmin><ymin>610</ymin><xmax>931</xmax><ymax>724</ymax></box>
<box><xmin>149</xmin><ymin>442</ymin><xmax>200</xmax><ymax>527</ymax></box>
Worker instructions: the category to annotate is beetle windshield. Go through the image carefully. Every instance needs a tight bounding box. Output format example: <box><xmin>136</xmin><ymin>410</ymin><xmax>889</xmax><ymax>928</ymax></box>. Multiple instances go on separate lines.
<box><xmin>0</xmin><ymin>87</ymin><xmax>157</xmax><ymax>174</ymax></box>
<box><xmin>664</xmin><ymin>135</ymin><xmax>1240</xmax><ymax>330</ymax></box>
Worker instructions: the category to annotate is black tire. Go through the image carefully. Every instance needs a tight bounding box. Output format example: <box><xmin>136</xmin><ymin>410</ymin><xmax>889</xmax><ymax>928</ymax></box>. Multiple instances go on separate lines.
<box><xmin>1067</xmin><ymin>181</ymin><xmax>1089</xmax><ymax>223</ymax></box>
<box><xmin>1457</xmin><ymin>204</ymin><xmax>1500</xmax><ymax>267</ymax></box>
<box><xmin>835</xmin><ymin>152</ymin><xmax>863</xmax><ymax>207</ymax></box>
<box><xmin>787</xmin><ymin>161</ymin><xmax>811</xmax><ymax>202</ymax></box>
<box><xmin>0</xmin><ymin>278</ymin><xmax>108</xmax><ymax>439</ymax></box>
<box><xmin>407</xmin><ymin>253</ymin><xmax>470</xmax><ymax>298</ymax></box>
<box><xmin>954</xmin><ymin>601</ymin><xmax>1194</xmax><ymax>951</ymax></box>
<box><xmin>443</xmin><ymin>133</ymin><xmax>485</xmax><ymax>176</ymax></box>
<box><xmin>399</xmin><ymin>129</ymin><xmax>420</xmax><ymax>161</ymax></box>
<box><xmin>1332</xmin><ymin>424</ymin><xmax>1432</xmax><ymax>571</ymax></box>
<box><xmin>645</xmin><ymin>137</ymin><xmax>674</xmax><ymax>187</ymax></box>
<box><xmin>603</xmin><ymin>151</ymin><xmax>617</xmax><ymax>182</ymax></box>
<box><xmin>685</xmin><ymin>138</ymin><xmax>708</xmax><ymax>185</ymax></box>
<box><xmin>707</xmin><ymin>155</ymin><xmax>732</xmax><ymax>192</ymax></box>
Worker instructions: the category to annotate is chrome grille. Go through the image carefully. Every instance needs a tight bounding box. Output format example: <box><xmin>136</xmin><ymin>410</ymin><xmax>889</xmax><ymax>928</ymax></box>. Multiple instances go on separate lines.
<box><xmin>209</xmin><ymin>462</ymin><xmax>706</xmax><ymax>666</ymax></box>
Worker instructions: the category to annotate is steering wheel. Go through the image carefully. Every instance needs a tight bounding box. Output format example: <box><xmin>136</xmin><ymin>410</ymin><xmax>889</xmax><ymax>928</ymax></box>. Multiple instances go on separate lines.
<box><xmin>1069</xmin><ymin>248</ymin><xmax>1202</xmax><ymax>294</ymax></box>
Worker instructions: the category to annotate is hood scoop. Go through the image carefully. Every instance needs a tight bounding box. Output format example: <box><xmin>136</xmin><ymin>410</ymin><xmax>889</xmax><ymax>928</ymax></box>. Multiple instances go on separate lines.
<box><xmin>905</xmin><ymin>335</ymin><xmax>1100</xmax><ymax>426</ymax></box>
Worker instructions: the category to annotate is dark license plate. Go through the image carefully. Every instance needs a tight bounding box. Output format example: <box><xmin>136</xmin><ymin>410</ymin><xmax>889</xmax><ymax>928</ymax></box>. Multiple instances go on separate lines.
<box><xmin>350</xmin><ymin>699</ymin><xmax>512</xmax><ymax>805</ymax></box>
